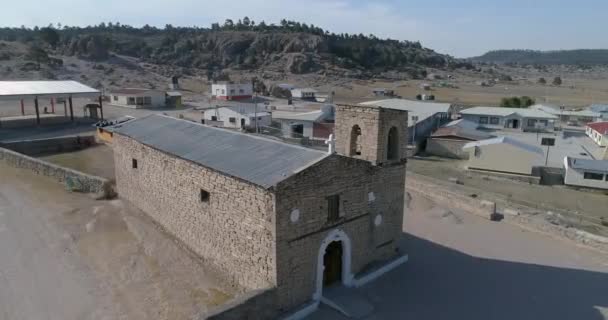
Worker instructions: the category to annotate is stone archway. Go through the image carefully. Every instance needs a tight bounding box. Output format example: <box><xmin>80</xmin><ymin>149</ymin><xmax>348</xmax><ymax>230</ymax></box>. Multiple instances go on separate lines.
<box><xmin>313</xmin><ymin>229</ymin><xmax>353</xmax><ymax>301</ymax></box>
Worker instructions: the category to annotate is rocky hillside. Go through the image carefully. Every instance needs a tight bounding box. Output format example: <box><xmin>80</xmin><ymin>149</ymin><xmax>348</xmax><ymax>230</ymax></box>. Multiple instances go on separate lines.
<box><xmin>0</xmin><ymin>20</ymin><xmax>473</xmax><ymax>79</ymax></box>
<box><xmin>471</xmin><ymin>49</ymin><xmax>608</xmax><ymax>66</ymax></box>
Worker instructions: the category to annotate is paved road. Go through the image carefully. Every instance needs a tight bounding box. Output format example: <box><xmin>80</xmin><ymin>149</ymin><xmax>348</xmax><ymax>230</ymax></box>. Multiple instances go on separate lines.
<box><xmin>309</xmin><ymin>194</ymin><xmax>608</xmax><ymax>320</ymax></box>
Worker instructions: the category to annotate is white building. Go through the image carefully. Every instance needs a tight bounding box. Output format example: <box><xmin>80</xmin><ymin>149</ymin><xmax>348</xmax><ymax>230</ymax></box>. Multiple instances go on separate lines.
<box><xmin>291</xmin><ymin>88</ymin><xmax>317</xmax><ymax>100</ymax></box>
<box><xmin>211</xmin><ymin>82</ymin><xmax>253</xmax><ymax>101</ymax></box>
<box><xmin>463</xmin><ymin>137</ymin><xmax>544</xmax><ymax>176</ymax></box>
<box><xmin>272</xmin><ymin>105</ymin><xmax>335</xmax><ymax>141</ymax></box>
<box><xmin>359</xmin><ymin>99</ymin><xmax>454</xmax><ymax>144</ymax></box>
<box><xmin>203</xmin><ymin>106</ymin><xmax>271</xmax><ymax>130</ymax></box>
<box><xmin>564</xmin><ymin>157</ymin><xmax>608</xmax><ymax>190</ymax></box>
<box><xmin>109</xmin><ymin>88</ymin><xmax>166</xmax><ymax>109</ymax></box>
<box><xmin>585</xmin><ymin>121</ymin><xmax>608</xmax><ymax>147</ymax></box>
<box><xmin>530</xmin><ymin>104</ymin><xmax>600</xmax><ymax>125</ymax></box>
<box><xmin>460</xmin><ymin>107</ymin><xmax>557</xmax><ymax>132</ymax></box>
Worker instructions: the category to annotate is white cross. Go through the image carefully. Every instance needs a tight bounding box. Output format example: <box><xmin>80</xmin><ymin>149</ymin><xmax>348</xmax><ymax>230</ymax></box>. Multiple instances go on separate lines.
<box><xmin>325</xmin><ymin>134</ymin><xmax>336</xmax><ymax>155</ymax></box>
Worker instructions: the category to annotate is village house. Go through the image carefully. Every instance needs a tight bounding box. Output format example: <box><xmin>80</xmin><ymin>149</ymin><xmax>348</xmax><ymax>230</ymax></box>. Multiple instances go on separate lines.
<box><xmin>108</xmin><ymin>88</ymin><xmax>166</xmax><ymax>108</ymax></box>
<box><xmin>564</xmin><ymin>157</ymin><xmax>608</xmax><ymax>190</ymax></box>
<box><xmin>460</xmin><ymin>106</ymin><xmax>557</xmax><ymax>132</ymax></box>
<box><xmin>372</xmin><ymin>88</ymin><xmax>395</xmax><ymax>97</ymax></box>
<box><xmin>585</xmin><ymin>121</ymin><xmax>608</xmax><ymax>147</ymax></box>
<box><xmin>111</xmin><ymin>104</ymin><xmax>408</xmax><ymax>318</ymax></box>
<box><xmin>272</xmin><ymin>105</ymin><xmax>334</xmax><ymax>142</ymax></box>
<box><xmin>426</xmin><ymin>119</ymin><xmax>494</xmax><ymax>159</ymax></box>
<box><xmin>359</xmin><ymin>99</ymin><xmax>453</xmax><ymax>145</ymax></box>
<box><xmin>211</xmin><ymin>82</ymin><xmax>253</xmax><ymax>100</ymax></box>
<box><xmin>203</xmin><ymin>106</ymin><xmax>271</xmax><ymax>130</ymax></box>
<box><xmin>291</xmin><ymin>88</ymin><xmax>318</xmax><ymax>101</ymax></box>
<box><xmin>463</xmin><ymin>136</ymin><xmax>544</xmax><ymax>176</ymax></box>
<box><xmin>530</xmin><ymin>104</ymin><xmax>600</xmax><ymax>125</ymax></box>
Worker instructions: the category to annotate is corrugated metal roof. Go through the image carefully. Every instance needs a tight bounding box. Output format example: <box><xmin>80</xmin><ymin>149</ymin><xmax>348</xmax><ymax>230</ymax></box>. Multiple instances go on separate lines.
<box><xmin>463</xmin><ymin>136</ymin><xmax>544</xmax><ymax>155</ymax></box>
<box><xmin>0</xmin><ymin>80</ymin><xmax>100</xmax><ymax>100</ymax></box>
<box><xmin>461</xmin><ymin>106</ymin><xmax>558</xmax><ymax>119</ymax></box>
<box><xmin>568</xmin><ymin>157</ymin><xmax>608</xmax><ymax>172</ymax></box>
<box><xmin>359</xmin><ymin>99</ymin><xmax>451</xmax><ymax>125</ymax></box>
<box><xmin>272</xmin><ymin>110</ymin><xmax>326</xmax><ymax>122</ymax></box>
<box><xmin>587</xmin><ymin>121</ymin><xmax>608</xmax><ymax>135</ymax></box>
<box><xmin>113</xmin><ymin>115</ymin><xmax>328</xmax><ymax>189</ymax></box>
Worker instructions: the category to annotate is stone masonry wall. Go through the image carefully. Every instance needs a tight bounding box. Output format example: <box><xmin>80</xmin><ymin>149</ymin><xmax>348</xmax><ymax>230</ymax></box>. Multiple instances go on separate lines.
<box><xmin>334</xmin><ymin>105</ymin><xmax>408</xmax><ymax>165</ymax></box>
<box><xmin>0</xmin><ymin>135</ymin><xmax>96</xmax><ymax>156</ymax></box>
<box><xmin>112</xmin><ymin>134</ymin><xmax>277</xmax><ymax>291</ymax></box>
<box><xmin>0</xmin><ymin>146</ymin><xmax>110</xmax><ymax>194</ymax></box>
<box><xmin>273</xmin><ymin>155</ymin><xmax>406</xmax><ymax>311</ymax></box>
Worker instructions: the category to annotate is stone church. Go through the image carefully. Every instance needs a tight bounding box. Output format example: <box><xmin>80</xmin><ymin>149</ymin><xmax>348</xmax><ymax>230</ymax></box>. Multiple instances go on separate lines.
<box><xmin>111</xmin><ymin>104</ymin><xmax>408</xmax><ymax>318</ymax></box>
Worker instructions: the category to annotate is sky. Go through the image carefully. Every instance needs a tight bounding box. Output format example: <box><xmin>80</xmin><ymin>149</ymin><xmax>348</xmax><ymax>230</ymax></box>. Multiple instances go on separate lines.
<box><xmin>1</xmin><ymin>0</ymin><xmax>607</xmax><ymax>57</ymax></box>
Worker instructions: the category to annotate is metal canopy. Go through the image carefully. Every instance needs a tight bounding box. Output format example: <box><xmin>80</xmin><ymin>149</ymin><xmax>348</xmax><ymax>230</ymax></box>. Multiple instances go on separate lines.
<box><xmin>0</xmin><ymin>80</ymin><xmax>100</xmax><ymax>101</ymax></box>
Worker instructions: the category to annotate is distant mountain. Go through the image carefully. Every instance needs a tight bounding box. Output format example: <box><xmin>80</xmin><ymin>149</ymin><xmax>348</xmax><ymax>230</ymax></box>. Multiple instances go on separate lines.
<box><xmin>0</xmin><ymin>19</ymin><xmax>474</xmax><ymax>79</ymax></box>
<box><xmin>471</xmin><ymin>49</ymin><xmax>608</xmax><ymax>65</ymax></box>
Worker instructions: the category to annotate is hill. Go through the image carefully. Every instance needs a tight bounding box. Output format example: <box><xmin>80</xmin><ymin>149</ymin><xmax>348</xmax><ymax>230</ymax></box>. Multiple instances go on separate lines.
<box><xmin>0</xmin><ymin>19</ymin><xmax>473</xmax><ymax>80</ymax></box>
<box><xmin>471</xmin><ymin>49</ymin><xmax>608</xmax><ymax>66</ymax></box>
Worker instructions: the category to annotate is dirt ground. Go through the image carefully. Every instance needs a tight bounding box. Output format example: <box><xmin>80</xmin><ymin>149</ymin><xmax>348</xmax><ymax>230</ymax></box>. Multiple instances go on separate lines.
<box><xmin>408</xmin><ymin>156</ymin><xmax>608</xmax><ymax>224</ymax></box>
<box><xmin>40</xmin><ymin>144</ymin><xmax>116</xmax><ymax>179</ymax></box>
<box><xmin>308</xmin><ymin>192</ymin><xmax>608</xmax><ymax>320</ymax></box>
<box><xmin>0</xmin><ymin>164</ymin><xmax>232</xmax><ymax>320</ymax></box>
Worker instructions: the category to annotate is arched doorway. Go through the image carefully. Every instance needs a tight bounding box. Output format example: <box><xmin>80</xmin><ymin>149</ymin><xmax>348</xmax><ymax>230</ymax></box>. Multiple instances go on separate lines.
<box><xmin>350</xmin><ymin>125</ymin><xmax>362</xmax><ymax>156</ymax></box>
<box><xmin>387</xmin><ymin>126</ymin><xmax>399</xmax><ymax>160</ymax></box>
<box><xmin>323</xmin><ymin>241</ymin><xmax>343</xmax><ymax>286</ymax></box>
<box><xmin>314</xmin><ymin>229</ymin><xmax>353</xmax><ymax>301</ymax></box>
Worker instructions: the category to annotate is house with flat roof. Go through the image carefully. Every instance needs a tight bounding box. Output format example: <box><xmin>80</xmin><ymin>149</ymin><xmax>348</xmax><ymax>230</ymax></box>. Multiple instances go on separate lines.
<box><xmin>564</xmin><ymin>157</ymin><xmax>608</xmax><ymax>190</ymax></box>
<box><xmin>211</xmin><ymin>82</ymin><xmax>253</xmax><ymax>101</ymax></box>
<box><xmin>109</xmin><ymin>88</ymin><xmax>166</xmax><ymax>109</ymax></box>
<box><xmin>203</xmin><ymin>106</ymin><xmax>271</xmax><ymax>130</ymax></box>
<box><xmin>463</xmin><ymin>136</ymin><xmax>544</xmax><ymax>176</ymax></box>
<box><xmin>291</xmin><ymin>88</ymin><xmax>318</xmax><ymax>101</ymax></box>
<box><xmin>585</xmin><ymin>121</ymin><xmax>608</xmax><ymax>147</ymax></box>
<box><xmin>460</xmin><ymin>106</ymin><xmax>557</xmax><ymax>132</ymax></box>
<box><xmin>359</xmin><ymin>99</ymin><xmax>453</xmax><ymax>145</ymax></box>
<box><xmin>111</xmin><ymin>105</ymin><xmax>408</xmax><ymax>318</ymax></box>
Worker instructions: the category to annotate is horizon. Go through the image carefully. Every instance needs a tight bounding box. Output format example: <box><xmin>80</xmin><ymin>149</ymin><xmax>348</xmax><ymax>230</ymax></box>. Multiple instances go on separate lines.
<box><xmin>2</xmin><ymin>0</ymin><xmax>608</xmax><ymax>57</ymax></box>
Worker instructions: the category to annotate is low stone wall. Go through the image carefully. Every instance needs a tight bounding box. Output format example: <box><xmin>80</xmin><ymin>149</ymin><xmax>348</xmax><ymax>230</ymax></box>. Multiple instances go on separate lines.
<box><xmin>0</xmin><ymin>135</ymin><xmax>96</xmax><ymax>156</ymax></box>
<box><xmin>202</xmin><ymin>288</ymin><xmax>278</xmax><ymax>320</ymax></box>
<box><xmin>407</xmin><ymin>172</ymin><xmax>496</xmax><ymax>219</ymax></box>
<box><xmin>0</xmin><ymin>147</ymin><xmax>111</xmax><ymax>195</ymax></box>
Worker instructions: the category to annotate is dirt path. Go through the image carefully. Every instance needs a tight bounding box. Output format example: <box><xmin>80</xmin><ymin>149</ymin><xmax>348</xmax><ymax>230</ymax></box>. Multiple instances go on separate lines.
<box><xmin>309</xmin><ymin>192</ymin><xmax>608</xmax><ymax>320</ymax></box>
<box><xmin>0</xmin><ymin>164</ymin><xmax>232</xmax><ymax>320</ymax></box>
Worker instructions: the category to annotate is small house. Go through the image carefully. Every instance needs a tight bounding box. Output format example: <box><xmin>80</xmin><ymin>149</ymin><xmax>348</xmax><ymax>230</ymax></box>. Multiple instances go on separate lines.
<box><xmin>109</xmin><ymin>88</ymin><xmax>166</xmax><ymax>109</ymax></box>
<box><xmin>272</xmin><ymin>105</ymin><xmax>335</xmax><ymax>142</ymax></box>
<box><xmin>211</xmin><ymin>82</ymin><xmax>253</xmax><ymax>101</ymax></box>
<box><xmin>585</xmin><ymin>121</ymin><xmax>608</xmax><ymax>147</ymax></box>
<box><xmin>460</xmin><ymin>107</ymin><xmax>557</xmax><ymax>132</ymax></box>
<box><xmin>372</xmin><ymin>88</ymin><xmax>395</xmax><ymax>97</ymax></box>
<box><xmin>463</xmin><ymin>137</ymin><xmax>544</xmax><ymax>176</ymax></box>
<box><xmin>426</xmin><ymin>119</ymin><xmax>494</xmax><ymax>159</ymax></box>
<box><xmin>291</xmin><ymin>88</ymin><xmax>318</xmax><ymax>101</ymax></box>
<box><xmin>564</xmin><ymin>157</ymin><xmax>608</xmax><ymax>190</ymax></box>
<box><xmin>203</xmin><ymin>106</ymin><xmax>271</xmax><ymax>130</ymax></box>
<box><xmin>166</xmin><ymin>91</ymin><xmax>182</xmax><ymax>108</ymax></box>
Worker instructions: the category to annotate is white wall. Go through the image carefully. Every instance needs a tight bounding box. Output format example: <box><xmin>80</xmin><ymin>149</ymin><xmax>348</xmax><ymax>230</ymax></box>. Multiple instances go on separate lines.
<box><xmin>464</xmin><ymin>143</ymin><xmax>542</xmax><ymax>175</ymax></box>
<box><xmin>203</xmin><ymin>108</ymin><xmax>270</xmax><ymax>129</ymax></box>
<box><xmin>110</xmin><ymin>92</ymin><xmax>165</xmax><ymax>109</ymax></box>
<box><xmin>564</xmin><ymin>160</ymin><xmax>608</xmax><ymax>190</ymax></box>
<box><xmin>586</xmin><ymin>127</ymin><xmax>608</xmax><ymax>147</ymax></box>
<box><xmin>461</xmin><ymin>114</ymin><xmax>505</xmax><ymax>130</ymax></box>
<box><xmin>212</xmin><ymin>83</ymin><xmax>253</xmax><ymax>99</ymax></box>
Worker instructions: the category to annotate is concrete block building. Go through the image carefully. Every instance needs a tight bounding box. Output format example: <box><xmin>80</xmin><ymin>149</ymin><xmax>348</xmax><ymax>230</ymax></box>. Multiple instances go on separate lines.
<box><xmin>211</xmin><ymin>82</ymin><xmax>253</xmax><ymax>100</ymax></box>
<box><xmin>111</xmin><ymin>104</ymin><xmax>408</xmax><ymax>317</ymax></box>
<box><xmin>109</xmin><ymin>88</ymin><xmax>166</xmax><ymax>108</ymax></box>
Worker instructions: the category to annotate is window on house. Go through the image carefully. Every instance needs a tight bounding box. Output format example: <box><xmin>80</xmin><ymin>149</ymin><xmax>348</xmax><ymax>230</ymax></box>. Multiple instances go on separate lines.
<box><xmin>132</xmin><ymin>159</ymin><xmax>138</xmax><ymax>169</ymax></box>
<box><xmin>239</xmin><ymin>89</ymin><xmax>244</xmax><ymax>94</ymax></box>
<box><xmin>200</xmin><ymin>189</ymin><xmax>210</xmax><ymax>202</ymax></box>
<box><xmin>490</xmin><ymin>117</ymin><xmax>499</xmax><ymax>124</ymax></box>
<box><xmin>327</xmin><ymin>195</ymin><xmax>340</xmax><ymax>222</ymax></box>
<box><xmin>528</xmin><ymin>119</ymin><xmax>537</xmax><ymax>127</ymax></box>
<box><xmin>211</xmin><ymin>116</ymin><xmax>218</xmax><ymax>121</ymax></box>
<box><xmin>136</xmin><ymin>97</ymin><xmax>144</xmax><ymax>105</ymax></box>
<box><xmin>387</xmin><ymin>126</ymin><xmax>399</xmax><ymax>160</ymax></box>
<box><xmin>221</xmin><ymin>89</ymin><xmax>225</xmax><ymax>94</ymax></box>
<box><xmin>540</xmin><ymin>120</ymin><xmax>548</xmax><ymax>126</ymax></box>
<box><xmin>583</xmin><ymin>172</ymin><xmax>604</xmax><ymax>180</ymax></box>
<box><xmin>479</xmin><ymin>117</ymin><xmax>488</xmax><ymax>124</ymax></box>
<box><xmin>127</xmin><ymin>97</ymin><xmax>136</xmax><ymax>105</ymax></box>
<box><xmin>230</xmin><ymin>89</ymin><xmax>235</xmax><ymax>94</ymax></box>
<box><xmin>143</xmin><ymin>96</ymin><xmax>152</xmax><ymax>105</ymax></box>
<box><xmin>229</xmin><ymin>117</ymin><xmax>236</xmax><ymax>123</ymax></box>
<box><xmin>113</xmin><ymin>95</ymin><xmax>118</xmax><ymax>101</ymax></box>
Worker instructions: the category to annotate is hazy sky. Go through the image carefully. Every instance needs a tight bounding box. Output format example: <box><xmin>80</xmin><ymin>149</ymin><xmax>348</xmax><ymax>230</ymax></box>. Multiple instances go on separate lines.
<box><xmin>2</xmin><ymin>0</ymin><xmax>607</xmax><ymax>57</ymax></box>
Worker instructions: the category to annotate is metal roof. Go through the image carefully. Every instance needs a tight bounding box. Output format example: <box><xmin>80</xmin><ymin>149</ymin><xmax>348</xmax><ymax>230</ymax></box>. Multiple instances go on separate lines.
<box><xmin>272</xmin><ymin>110</ymin><xmax>327</xmax><ymax>122</ymax></box>
<box><xmin>463</xmin><ymin>136</ymin><xmax>544</xmax><ymax>155</ymax></box>
<box><xmin>461</xmin><ymin>106</ymin><xmax>558</xmax><ymax>119</ymax></box>
<box><xmin>359</xmin><ymin>99</ymin><xmax>451</xmax><ymax>125</ymax></box>
<box><xmin>0</xmin><ymin>80</ymin><xmax>100</xmax><ymax>101</ymax></box>
<box><xmin>432</xmin><ymin>126</ymin><xmax>494</xmax><ymax>141</ymax></box>
<box><xmin>113</xmin><ymin>115</ymin><xmax>328</xmax><ymax>189</ymax></box>
<box><xmin>590</xmin><ymin>104</ymin><xmax>608</xmax><ymax>113</ymax></box>
<box><xmin>567</xmin><ymin>157</ymin><xmax>608</xmax><ymax>172</ymax></box>
<box><xmin>587</xmin><ymin>121</ymin><xmax>608</xmax><ymax>135</ymax></box>
<box><xmin>530</xmin><ymin>104</ymin><xmax>600</xmax><ymax>117</ymax></box>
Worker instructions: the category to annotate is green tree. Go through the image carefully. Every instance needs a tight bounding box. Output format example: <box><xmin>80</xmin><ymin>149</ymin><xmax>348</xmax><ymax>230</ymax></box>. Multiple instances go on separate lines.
<box><xmin>552</xmin><ymin>76</ymin><xmax>562</xmax><ymax>86</ymax></box>
<box><xmin>39</xmin><ymin>27</ymin><xmax>59</xmax><ymax>48</ymax></box>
